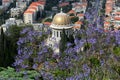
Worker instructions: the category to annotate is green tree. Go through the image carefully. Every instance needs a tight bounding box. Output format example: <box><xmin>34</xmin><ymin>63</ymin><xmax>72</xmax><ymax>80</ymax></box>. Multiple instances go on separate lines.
<box><xmin>71</xmin><ymin>16</ymin><xmax>79</xmax><ymax>23</ymax></box>
<box><xmin>45</xmin><ymin>0</ymin><xmax>59</xmax><ymax>11</ymax></box>
<box><xmin>68</xmin><ymin>34</ymin><xmax>74</xmax><ymax>43</ymax></box>
<box><xmin>6</xmin><ymin>25</ymin><xmax>26</xmax><ymax>65</ymax></box>
<box><xmin>0</xmin><ymin>9</ymin><xmax>3</xmax><ymax>15</ymax></box>
<box><xmin>1</xmin><ymin>25</ymin><xmax>31</xmax><ymax>67</ymax></box>
<box><xmin>0</xmin><ymin>27</ymin><xmax>10</xmax><ymax>67</ymax></box>
<box><xmin>60</xmin><ymin>5</ymin><xmax>72</xmax><ymax>13</ymax></box>
<box><xmin>69</xmin><ymin>13</ymin><xmax>75</xmax><ymax>16</ymax></box>
<box><xmin>0</xmin><ymin>26</ymin><xmax>24</xmax><ymax>67</ymax></box>
<box><xmin>0</xmin><ymin>27</ymin><xmax>5</xmax><ymax>67</ymax></box>
<box><xmin>44</xmin><ymin>18</ymin><xmax>52</xmax><ymax>22</ymax></box>
<box><xmin>59</xmin><ymin>29</ymin><xmax>68</xmax><ymax>53</ymax></box>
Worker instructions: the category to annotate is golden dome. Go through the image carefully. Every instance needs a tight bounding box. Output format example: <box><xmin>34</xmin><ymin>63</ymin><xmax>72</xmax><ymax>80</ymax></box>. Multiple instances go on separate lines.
<box><xmin>52</xmin><ymin>12</ymin><xmax>71</xmax><ymax>25</ymax></box>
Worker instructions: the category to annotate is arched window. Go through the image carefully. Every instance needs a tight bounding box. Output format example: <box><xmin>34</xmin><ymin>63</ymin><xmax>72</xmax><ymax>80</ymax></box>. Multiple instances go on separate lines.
<box><xmin>67</xmin><ymin>30</ymin><xmax>68</xmax><ymax>35</ymax></box>
<box><xmin>54</xmin><ymin>31</ymin><xmax>55</xmax><ymax>36</ymax></box>
<box><xmin>60</xmin><ymin>32</ymin><xmax>62</xmax><ymax>37</ymax></box>
<box><xmin>49</xmin><ymin>44</ymin><xmax>52</xmax><ymax>47</ymax></box>
<box><xmin>57</xmin><ymin>31</ymin><xmax>58</xmax><ymax>37</ymax></box>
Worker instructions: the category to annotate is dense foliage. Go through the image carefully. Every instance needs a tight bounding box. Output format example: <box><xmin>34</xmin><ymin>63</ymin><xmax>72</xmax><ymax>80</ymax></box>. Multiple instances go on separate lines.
<box><xmin>12</xmin><ymin>0</ymin><xmax>120</xmax><ymax>79</ymax></box>
<box><xmin>0</xmin><ymin>67</ymin><xmax>40</xmax><ymax>80</ymax></box>
<box><xmin>13</xmin><ymin>24</ymin><xmax>120</xmax><ymax>79</ymax></box>
<box><xmin>45</xmin><ymin>0</ymin><xmax>59</xmax><ymax>10</ymax></box>
<box><xmin>13</xmin><ymin>27</ymin><xmax>52</xmax><ymax>70</ymax></box>
<box><xmin>0</xmin><ymin>25</ymin><xmax>31</xmax><ymax>67</ymax></box>
<box><xmin>0</xmin><ymin>0</ymin><xmax>120</xmax><ymax>79</ymax></box>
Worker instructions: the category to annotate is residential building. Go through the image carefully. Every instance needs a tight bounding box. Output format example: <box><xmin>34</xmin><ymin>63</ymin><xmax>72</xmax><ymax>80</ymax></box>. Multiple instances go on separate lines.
<box><xmin>10</xmin><ymin>8</ymin><xmax>21</xmax><ymax>17</ymax></box>
<box><xmin>23</xmin><ymin>1</ymin><xmax>45</xmax><ymax>24</ymax></box>
<box><xmin>77</xmin><ymin>13</ymin><xmax>84</xmax><ymax>20</ymax></box>
<box><xmin>2</xmin><ymin>0</ymin><xmax>13</xmax><ymax>6</ymax></box>
<box><xmin>24</xmin><ymin>10</ymin><xmax>34</xmax><ymax>24</ymax></box>
<box><xmin>32</xmin><ymin>23</ymin><xmax>44</xmax><ymax>31</ymax></box>
<box><xmin>72</xmin><ymin>1</ymin><xmax>87</xmax><ymax>14</ymax></box>
<box><xmin>73</xmin><ymin>20</ymin><xmax>82</xmax><ymax>31</ymax></box>
<box><xmin>1</xmin><ymin>18</ymin><xmax>23</xmax><ymax>32</ymax></box>
<box><xmin>104</xmin><ymin>0</ymin><xmax>120</xmax><ymax>30</ymax></box>
<box><xmin>16</xmin><ymin>1</ymin><xmax>27</xmax><ymax>10</ymax></box>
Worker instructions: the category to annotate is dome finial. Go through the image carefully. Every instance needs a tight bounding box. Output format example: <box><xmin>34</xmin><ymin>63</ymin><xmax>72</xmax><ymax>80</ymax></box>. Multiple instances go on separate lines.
<box><xmin>60</xmin><ymin>8</ymin><xmax>63</xmax><ymax>13</ymax></box>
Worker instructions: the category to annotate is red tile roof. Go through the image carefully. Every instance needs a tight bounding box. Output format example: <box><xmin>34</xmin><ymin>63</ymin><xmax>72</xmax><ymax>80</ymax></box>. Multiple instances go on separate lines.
<box><xmin>104</xmin><ymin>21</ymin><xmax>110</xmax><ymax>25</ymax></box>
<box><xmin>68</xmin><ymin>10</ymin><xmax>76</xmax><ymax>14</ymax></box>
<box><xmin>43</xmin><ymin>22</ymin><xmax>51</xmax><ymax>25</ymax></box>
<box><xmin>73</xmin><ymin>26</ymin><xmax>81</xmax><ymax>29</ymax></box>
<box><xmin>77</xmin><ymin>14</ymin><xmax>84</xmax><ymax>17</ymax></box>
<box><xmin>75</xmin><ymin>21</ymin><xmax>83</xmax><ymax>24</ymax></box>
<box><xmin>24</xmin><ymin>10</ymin><xmax>34</xmax><ymax>14</ymax></box>
<box><xmin>114</xmin><ymin>17</ymin><xmax>120</xmax><ymax>20</ymax></box>
<box><xmin>24</xmin><ymin>1</ymin><xmax>45</xmax><ymax>14</ymax></box>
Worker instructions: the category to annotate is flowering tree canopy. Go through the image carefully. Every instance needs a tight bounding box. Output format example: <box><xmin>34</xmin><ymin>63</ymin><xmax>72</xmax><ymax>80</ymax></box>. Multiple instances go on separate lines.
<box><xmin>13</xmin><ymin>25</ymin><xmax>120</xmax><ymax>79</ymax></box>
<box><xmin>13</xmin><ymin>0</ymin><xmax>120</xmax><ymax>79</ymax></box>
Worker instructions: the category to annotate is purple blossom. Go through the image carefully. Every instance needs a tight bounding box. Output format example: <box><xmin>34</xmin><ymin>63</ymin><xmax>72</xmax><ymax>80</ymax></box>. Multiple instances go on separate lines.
<box><xmin>100</xmin><ymin>59</ymin><xmax>104</xmax><ymax>66</ymax></box>
<box><xmin>99</xmin><ymin>50</ymin><xmax>104</xmax><ymax>55</ymax></box>
<box><xmin>87</xmin><ymin>38</ymin><xmax>96</xmax><ymax>44</ymax></box>
<box><xmin>52</xmin><ymin>53</ymin><xmax>59</xmax><ymax>59</ymax></box>
<box><xmin>114</xmin><ymin>30</ymin><xmax>120</xmax><ymax>45</ymax></box>
<box><xmin>14</xmin><ymin>59</ymin><xmax>23</xmax><ymax>66</ymax></box>
<box><xmin>21</xmin><ymin>64</ymin><xmax>28</xmax><ymax>68</ymax></box>
<box><xmin>66</xmin><ymin>42</ymin><xmax>72</xmax><ymax>48</ymax></box>
<box><xmin>82</xmin><ymin>64</ymin><xmax>90</xmax><ymax>77</ymax></box>
<box><xmin>32</xmin><ymin>63</ymin><xmax>38</xmax><ymax>69</ymax></box>
<box><xmin>20</xmin><ymin>28</ymin><xmax>31</xmax><ymax>34</ymax></box>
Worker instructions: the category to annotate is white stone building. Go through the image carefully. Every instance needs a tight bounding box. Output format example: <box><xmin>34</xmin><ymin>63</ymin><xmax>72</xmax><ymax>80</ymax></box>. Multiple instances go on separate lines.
<box><xmin>1</xmin><ymin>18</ymin><xmax>23</xmax><ymax>32</ymax></box>
<box><xmin>16</xmin><ymin>0</ymin><xmax>32</xmax><ymax>7</ymax></box>
<box><xmin>72</xmin><ymin>1</ymin><xmax>87</xmax><ymax>14</ymax></box>
<box><xmin>16</xmin><ymin>1</ymin><xmax>27</xmax><ymax>10</ymax></box>
<box><xmin>23</xmin><ymin>1</ymin><xmax>45</xmax><ymax>24</ymax></box>
<box><xmin>24</xmin><ymin>11</ymin><xmax>34</xmax><ymax>24</ymax></box>
<box><xmin>32</xmin><ymin>23</ymin><xmax>44</xmax><ymax>31</ymax></box>
<box><xmin>46</xmin><ymin>10</ymin><xmax>73</xmax><ymax>54</ymax></box>
<box><xmin>2</xmin><ymin>0</ymin><xmax>12</xmax><ymax>10</ymax></box>
<box><xmin>10</xmin><ymin>8</ymin><xmax>21</xmax><ymax>17</ymax></box>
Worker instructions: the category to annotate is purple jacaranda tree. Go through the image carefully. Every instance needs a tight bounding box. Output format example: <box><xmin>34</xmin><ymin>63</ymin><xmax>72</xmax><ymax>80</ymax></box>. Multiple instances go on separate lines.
<box><xmin>13</xmin><ymin>27</ymin><xmax>53</xmax><ymax>70</ymax></box>
<box><xmin>13</xmin><ymin>5</ymin><xmax>120</xmax><ymax>79</ymax></box>
<box><xmin>14</xmin><ymin>25</ymin><xmax>120</xmax><ymax>79</ymax></box>
<box><xmin>64</xmin><ymin>25</ymin><xmax>120</xmax><ymax>79</ymax></box>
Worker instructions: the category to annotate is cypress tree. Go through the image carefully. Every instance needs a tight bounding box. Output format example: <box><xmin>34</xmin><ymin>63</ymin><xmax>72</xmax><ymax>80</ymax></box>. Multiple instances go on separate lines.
<box><xmin>0</xmin><ymin>27</ymin><xmax>10</xmax><ymax>67</ymax></box>
<box><xmin>59</xmin><ymin>29</ymin><xmax>68</xmax><ymax>53</ymax></box>
<box><xmin>68</xmin><ymin>34</ymin><xmax>74</xmax><ymax>44</ymax></box>
<box><xmin>0</xmin><ymin>27</ymin><xmax>5</xmax><ymax>67</ymax></box>
<box><xmin>4</xmin><ymin>32</ymin><xmax>12</xmax><ymax>67</ymax></box>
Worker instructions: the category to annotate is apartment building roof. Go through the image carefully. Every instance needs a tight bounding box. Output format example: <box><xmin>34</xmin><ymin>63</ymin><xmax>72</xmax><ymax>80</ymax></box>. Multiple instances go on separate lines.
<box><xmin>24</xmin><ymin>1</ymin><xmax>45</xmax><ymax>14</ymax></box>
<box><xmin>68</xmin><ymin>10</ymin><xmax>76</xmax><ymax>14</ymax></box>
<box><xmin>28</xmin><ymin>7</ymin><xmax>37</xmax><ymax>11</ymax></box>
<box><xmin>75</xmin><ymin>20</ymin><xmax>83</xmax><ymax>24</ymax></box>
<box><xmin>73</xmin><ymin>26</ymin><xmax>81</xmax><ymax>29</ymax></box>
<box><xmin>3</xmin><ymin>0</ymin><xmax>10</xmax><ymax>2</ymax></box>
<box><xmin>104</xmin><ymin>21</ymin><xmax>110</xmax><ymax>25</ymax></box>
<box><xmin>24</xmin><ymin>10</ymin><xmax>34</xmax><ymax>14</ymax></box>
<box><xmin>77</xmin><ymin>13</ymin><xmax>84</xmax><ymax>17</ymax></box>
<box><xmin>114</xmin><ymin>12</ymin><xmax>120</xmax><ymax>15</ymax></box>
<box><xmin>114</xmin><ymin>17</ymin><xmax>120</xmax><ymax>20</ymax></box>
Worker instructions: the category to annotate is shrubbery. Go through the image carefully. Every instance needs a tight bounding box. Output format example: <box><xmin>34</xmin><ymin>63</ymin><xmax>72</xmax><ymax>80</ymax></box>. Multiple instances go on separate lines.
<box><xmin>0</xmin><ymin>67</ymin><xmax>40</xmax><ymax>80</ymax></box>
<box><xmin>12</xmin><ymin>24</ymin><xmax>120</xmax><ymax>79</ymax></box>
